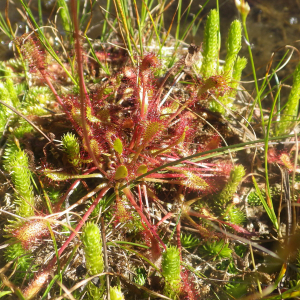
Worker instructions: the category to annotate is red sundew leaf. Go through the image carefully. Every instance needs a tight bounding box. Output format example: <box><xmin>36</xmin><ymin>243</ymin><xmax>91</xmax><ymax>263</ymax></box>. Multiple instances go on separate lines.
<box><xmin>15</xmin><ymin>34</ymin><xmax>47</xmax><ymax>74</ymax></box>
<box><xmin>142</xmin><ymin>121</ymin><xmax>165</xmax><ymax>146</ymax></box>
<box><xmin>180</xmin><ymin>269</ymin><xmax>200</xmax><ymax>300</ymax></box>
<box><xmin>267</xmin><ymin>149</ymin><xmax>298</xmax><ymax>172</ymax></box>
<box><xmin>150</xmin><ymin>235</ymin><xmax>162</xmax><ymax>263</ymax></box>
<box><xmin>226</xmin><ymin>222</ymin><xmax>256</xmax><ymax>236</ymax></box>
<box><xmin>202</xmin><ymin>135</ymin><xmax>221</xmax><ymax>151</ymax></box>
<box><xmin>178</xmin><ymin>170</ymin><xmax>209</xmax><ymax>191</ymax></box>
<box><xmin>114</xmin><ymin>198</ymin><xmax>132</xmax><ymax>224</ymax></box>
<box><xmin>22</xmin><ymin>269</ymin><xmax>51</xmax><ymax>299</ymax></box>
<box><xmin>123</xmin><ymin>66</ymin><xmax>137</xmax><ymax>80</ymax></box>
<box><xmin>188</xmin><ymin>210</ymin><xmax>255</xmax><ymax>236</ymax></box>
<box><xmin>140</xmin><ymin>53</ymin><xmax>160</xmax><ymax>72</ymax></box>
<box><xmin>279</xmin><ymin>153</ymin><xmax>294</xmax><ymax>171</ymax></box>
<box><xmin>12</xmin><ymin>219</ymin><xmax>50</xmax><ymax>250</ymax></box>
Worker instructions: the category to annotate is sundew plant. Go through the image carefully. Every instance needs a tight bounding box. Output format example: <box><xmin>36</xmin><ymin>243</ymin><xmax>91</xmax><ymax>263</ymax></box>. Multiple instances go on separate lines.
<box><xmin>0</xmin><ymin>0</ymin><xmax>300</xmax><ymax>299</ymax></box>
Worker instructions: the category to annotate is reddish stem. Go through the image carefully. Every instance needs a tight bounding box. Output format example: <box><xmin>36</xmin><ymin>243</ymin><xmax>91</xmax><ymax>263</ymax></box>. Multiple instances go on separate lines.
<box><xmin>155</xmin><ymin>212</ymin><xmax>173</xmax><ymax>227</ymax></box>
<box><xmin>128</xmin><ymin>126</ymin><xmax>139</xmax><ymax>150</ymax></box>
<box><xmin>137</xmin><ymin>184</ymin><xmax>143</xmax><ymax>211</ymax></box>
<box><xmin>70</xmin><ymin>0</ymin><xmax>107</xmax><ymax>178</ymax></box>
<box><xmin>55</xmin><ymin>167</ymin><xmax>98</xmax><ymax>211</ymax></box>
<box><xmin>43</xmin><ymin>76</ymin><xmax>65</xmax><ymax>108</ymax></box>
<box><xmin>49</xmin><ymin>186</ymin><xmax>110</xmax><ymax>269</ymax></box>
<box><xmin>176</xmin><ymin>221</ymin><xmax>182</xmax><ymax>259</ymax></box>
<box><xmin>128</xmin><ymin>149</ymin><xmax>161</xmax><ymax>165</ymax></box>
<box><xmin>140</xmin><ymin>77</ymin><xmax>147</xmax><ymax>120</ymax></box>
<box><xmin>146</xmin><ymin>173</ymin><xmax>185</xmax><ymax>178</ymax></box>
<box><xmin>123</xmin><ymin>187</ymin><xmax>166</xmax><ymax>250</ymax></box>
<box><xmin>188</xmin><ymin>209</ymin><xmax>252</xmax><ymax>235</ymax></box>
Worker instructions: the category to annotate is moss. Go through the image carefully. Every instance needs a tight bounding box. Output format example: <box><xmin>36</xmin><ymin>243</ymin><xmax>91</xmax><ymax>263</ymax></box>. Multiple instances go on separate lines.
<box><xmin>217</xmin><ymin>165</ymin><xmax>245</xmax><ymax>206</ymax></box>
<box><xmin>277</xmin><ymin>61</ymin><xmax>300</xmax><ymax>135</ymax></box>
<box><xmin>82</xmin><ymin>222</ymin><xmax>105</xmax><ymax>299</ymax></box>
<box><xmin>61</xmin><ymin>132</ymin><xmax>81</xmax><ymax>168</ymax></box>
<box><xmin>4</xmin><ymin>242</ymin><xmax>35</xmax><ymax>283</ymax></box>
<box><xmin>5</xmin><ymin>149</ymin><xmax>35</xmax><ymax>217</ymax></box>
<box><xmin>162</xmin><ymin>246</ymin><xmax>181</xmax><ymax>299</ymax></box>
<box><xmin>201</xmin><ymin>9</ymin><xmax>219</xmax><ymax>78</ymax></box>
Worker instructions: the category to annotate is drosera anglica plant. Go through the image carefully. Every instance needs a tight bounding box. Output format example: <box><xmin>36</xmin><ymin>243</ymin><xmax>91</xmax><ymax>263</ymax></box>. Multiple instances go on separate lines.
<box><xmin>8</xmin><ymin>26</ymin><xmax>239</xmax><ymax>299</ymax></box>
<box><xmin>1</xmin><ymin>0</ymin><xmax>300</xmax><ymax>299</ymax></box>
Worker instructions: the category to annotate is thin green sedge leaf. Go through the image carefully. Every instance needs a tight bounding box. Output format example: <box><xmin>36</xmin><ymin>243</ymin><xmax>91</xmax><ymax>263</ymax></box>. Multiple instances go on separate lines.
<box><xmin>47</xmin><ymin>222</ymin><xmax>61</xmax><ymax>277</ymax></box>
<box><xmin>40</xmin><ymin>246</ymin><xmax>79</xmax><ymax>300</ymax></box>
<box><xmin>181</xmin><ymin>261</ymin><xmax>206</xmax><ymax>279</ymax></box>
<box><xmin>0</xmin><ymin>12</ymin><xmax>12</xmax><ymax>38</ymax></box>
<box><xmin>259</xmin><ymin>50</ymin><xmax>290</xmax><ymax>102</ymax></box>
<box><xmin>263</xmin><ymin>263</ymin><xmax>287</xmax><ymax>296</ymax></box>
<box><xmin>260</xmin><ymin>72</ymin><xmax>291</xmax><ymax>104</ymax></box>
<box><xmin>163</xmin><ymin>0</ymin><xmax>209</xmax><ymax>68</ymax></box>
<box><xmin>80</xmin><ymin>0</ymin><xmax>97</xmax><ymax>29</ymax></box>
<box><xmin>175</xmin><ymin>0</ymin><xmax>182</xmax><ymax>41</ymax></box>
<box><xmin>57</xmin><ymin>0</ymin><xmax>72</xmax><ymax>33</ymax></box>
<box><xmin>0</xmin><ymin>292</ymin><xmax>12</xmax><ymax>298</ymax></box>
<box><xmin>183</xmin><ymin>0</ymin><xmax>192</xmax><ymax>27</ymax></box>
<box><xmin>37</xmin><ymin>0</ymin><xmax>43</xmax><ymax>29</ymax></box>
<box><xmin>161</xmin><ymin>3</ymin><xmax>178</xmax><ymax>51</ymax></box>
<box><xmin>115</xmin><ymin>0</ymin><xmax>133</xmax><ymax>56</ymax></box>
<box><xmin>249</xmin><ymin>243</ymin><xmax>262</xmax><ymax>294</ymax></box>
<box><xmin>264</xmin><ymin>84</ymin><xmax>281</xmax><ymax>217</ymax></box>
<box><xmin>252</xmin><ymin>176</ymin><xmax>278</xmax><ymax>229</ymax></box>
<box><xmin>116</xmin><ymin>244</ymin><xmax>160</xmax><ymax>272</ymax></box>
<box><xmin>40</xmin><ymin>275</ymin><xmax>60</xmax><ymax>300</ymax></box>
<box><xmin>133</xmin><ymin>0</ymin><xmax>143</xmax><ymax>56</ymax></box>
<box><xmin>263</xmin><ymin>282</ymin><xmax>300</xmax><ymax>300</ymax></box>
<box><xmin>242</xmin><ymin>18</ymin><xmax>262</xmax><ymax>128</ymax></box>
<box><xmin>274</xmin><ymin>73</ymin><xmax>281</xmax><ymax>124</ymax></box>
<box><xmin>141</xmin><ymin>0</ymin><xmax>162</xmax><ymax>55</ymax></box>
<box><xmin>107</xmin><ymin>241</ymin><xmax>149</xmax><ymax>249</ymax></box>
<box><xmin>39</xmin><ymin>179</ymin><xmax>53</xmax><ymax>214</ymax></box>
<box><xmin>180</xmin><ymin>0</ymin><xmax>209</xmax><ymax>41</ymax></box>
<box><xmin>274</xmin><ymin>262</ymin><xmax>287</xmax><ymax>285</ymax></box>
<box><xmin>85</xmin><ymin>34</ymin><xmax>110</xmax><ymax>75</ymax></box>
<box><xmin>62</xmin><ymin>245</ymin><xmax>79</xmax><ymax>274</ymax></box>
<box><xmin>101</xmin><ymin>0</ymin><xmax>111</xmax><ymax>41</ymax></box>
<box><xmin>242</xmin><ymin>15</ymin><xmax>276</xmax><ymax>135</ymax></box>
<box><xmin>167</xmin><ymin>1</ymin><xmax>207</xmax><ymax>67</ymax></box>
<box><xmin>14</xmin><ymin>290</ymin><xmax>26</xmax><ymax>300</ymax></box>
